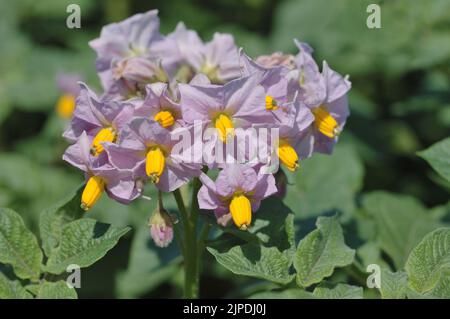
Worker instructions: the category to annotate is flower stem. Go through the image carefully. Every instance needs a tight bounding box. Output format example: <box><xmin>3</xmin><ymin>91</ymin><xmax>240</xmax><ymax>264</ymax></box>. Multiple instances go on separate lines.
<box><xmin>173</xmin><ymin>187</ymin><xmax>198</xmax><ymax>298</ymax></box>
<box><xmin>173</xmin><ymin>175</ymin><xmax>211</xmax><ymax>299</ymax></box>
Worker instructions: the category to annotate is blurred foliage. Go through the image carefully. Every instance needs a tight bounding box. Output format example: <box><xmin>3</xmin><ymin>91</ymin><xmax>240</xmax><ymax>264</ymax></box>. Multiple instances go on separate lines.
<box><xmin>0</xmin><ymin>0</ymin><xmax>449</xmax><ymax>298</ymax></box>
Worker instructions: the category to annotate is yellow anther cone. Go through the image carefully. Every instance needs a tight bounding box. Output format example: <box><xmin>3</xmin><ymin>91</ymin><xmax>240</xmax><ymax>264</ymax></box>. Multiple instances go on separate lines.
<box><xmin>278</xmin><ymin>140</ymin><xmax>299</xmax><ymax>172</ymax></box>
<box><xmin>265</xmin><ymin>95</ymin><xmax>278</xmax><ymax>110</ymax></box>
<box><xmin>81</xmin><ymin>176</ymin><xmax>105</xmax><ymax>211</ymax></box>
<box><xmin>312</xmin><ymin>106</ymin><xmax>339</xmax><ymax>138</ymax></box>
<box><xmin>229</xmin><ymin>194</ymin><xmax>252</xmax><ymax>230</ymax></box>
<box><xmin>154</xmin><ymin>110</ymin><xmax>175</xmax><ymax>128</ymax></box>
<box><xmin>214</xmin><ymin>114</ymin><xmax>234</xmax><ymax>143</ymax></box>
<box><xmin>91</xmin><ymin>127</ymin><xmax>116</xmax><ymax>156</ymax></box>
<box><xmin>146</xmin><ymin>147</ymin><xmax>165</xmax><ymax>183</ymax></box>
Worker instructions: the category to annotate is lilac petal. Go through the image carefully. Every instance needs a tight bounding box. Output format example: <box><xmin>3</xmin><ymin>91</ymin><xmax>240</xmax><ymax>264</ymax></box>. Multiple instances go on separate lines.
<box><xmin>198</xmin><ymin>173</ymin><xmax>221</xmax><ymax>210</ymax></box>
<box><xmin>205</xmin><ymin>33</ymin><xmax>240</xmax><ymax>81</ymax></box>
<box><xmin>328</xmin><ymin>94</ymin><xmax>350</xmax><ymax>125</ymax></box>
<box><xmin>226</xmin><ymin>78</ymin><xmax>271</xmax><ymax>123</ymax></box>
<box><xmin>104</xmin><ymin>173</ymin><xmax>140</xmax><ymax>204</ymax></box>
<box><xmin>312</xmin><ymin>130</ymin><xmax>336</xmax><ymax>155</ymax></box>
<box><xmin>322</xmin><ymin>61</ymin><xmax>351</xmax><ymax>103</ymax></box>
<box><xmin>252</xmin><ymin>172</ymin><xmax>277</xmax><ymax>203</ymax></box>
<box><xmin>294</xmin><ymin>129</ymin><xmax>315</xmax><ymax>159</ymax></box>
<box><xmin>221</xmin><ymin>164</ymin><xmax>257</xmax><ymax>194</ymax></box>
<box><xmin>127</xmin><ymin>117</ymin><xmax>172</xmax><ymax>147</ymax></box>
<box><xmin>72</xmin><ymin>83</ymin><xmax>104</xmax><ymax>127</ymax></box>
<box><xmin>62</xmin><ymin>131</ymin><xmax>92</xmax><ymax>172</ymax></box>
<box><xmin>179</xmin><ymin>83</ymin><xmax>222</xmax><ymax>123</ymax></box>
<box><xmin>103</xmin><ymin>143</ymin><xmax>145</xmax><ymax>170</ymax></box>
<box><xmin>156</xmin><ymin>163</ymin><xmax>194</xmax><ymax>192</ymax></box>
<box><xmin>167</xmin><ymin>22</ymin><xmax>204</xmax><ymax>70</ymax></box>
<box><xmin>112</xmin><ymin>103</ymin><xmax>134</xmax><ymax>131</ymax></box>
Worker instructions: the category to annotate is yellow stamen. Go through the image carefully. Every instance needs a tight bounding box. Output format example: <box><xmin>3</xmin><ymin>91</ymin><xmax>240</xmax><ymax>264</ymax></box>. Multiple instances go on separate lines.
<box><xmin>56</xmin><ymin>94</ymin><xmax>76</xmax><ymax>119</ymax></box>
<box><xmin>229</xmin><ymin>194</ymin><xmax>252</xmax><ymax>230</ymax></box>
<box><xmin>146</xmin><ymin>147</ymin><xmax>165</xmax><ymax>183</ymax></box>
<box><xmin>91</xmin><ymin>127</ymin><xmax>116</xmax><ymax>156</ymax></box>
<box><xmin>277</xmin><ymin>140</ymin><xmax>299</xmax><ymax>172</ymax></box>
<box><xmin>265</xmin><ymin>95</ymin><xmax>278</xmax><ymax>110</ymax></box>
<box><xmin>214</xmin><ymin>113</ymin><xmax>235</xmax><ymax>143</ymax></box>
<box><xmin>154</xmin><ymin>110</ymin><xmax>175</xmax><ymax>128</ymax></box>
<box><xmin>81</xmin><ymin>176</ymin><xmax>105</xmax><ymax>211</ymax></box>
<box><xmin>312</xmin><ymin>106</ymin><xmax>339</xmax><ymax>138</ymax></box>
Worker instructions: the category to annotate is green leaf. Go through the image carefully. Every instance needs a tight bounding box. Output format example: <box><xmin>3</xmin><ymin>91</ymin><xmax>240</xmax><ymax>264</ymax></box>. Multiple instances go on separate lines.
<box><xmin>362</xmin><ymin>192</ymin><xmax>442</xmax><ymax>269</ymax></box>
<box><xmin>0</xmin><ymin>208</ymin><xmax>43</xmax><ymax>281</ymax></box>
<box><xmin>313</xmin><ymin>283</ymin><xmax>363</xmax><ymax>299</ymax></box>
<box><xmin>116</xmin><ymin>226</ymin><xmax>180</xmax><ymax>298</ymax></box>
<box><xmin>418</xmin><ymin>137</ymin><xmax>450</xmax><ymax>182</ymax></box>
<box><xmin>208</xmin><ymin>243</ymin><xmax>294</xmax><ymax>285</ymax></box>
<box><xmin>45</xmin><ymin>218</ymin><xmax>130</xmax><ymax>274</ymax></box>
<box><xmin>405</xmin><ymin>228</ymin><xmax>450</xmax><ymax>294</ymax></box>
<box><xmin>39</xmin><ymin>185</ymin><xmax>85</xmax><ymax>257</ymax></box>
<box><xmin>35</xmin><ymin>281</ymin><xmax>77</xmax><ymax>299</ymax></box>
<box><xmin>285</xmin><ymin>145</ymin><xmax>364</xmax><ymax>219</ymax></box>
<box><xmin>250</xmin><ymin>288</ymin><xmax>314</xmax><ymax>299</ymax></box>
<box><xmin>294</xmin><ymin>215</ymin><xmax>355</xmax><ymax>287</ymax></box>
<box><xmin>379</xmin><ymin>269</ymin><xmax>408</xmax><ymax>299</ymax></box>
<box><xmin>207</xmin><ymin>197</ymin><xmax>296</xmax><ymax>284</ymax></box>
<box><xmin>0</xmin><ymin>270</ymin><xmax>32</xmax><ymax>299</ymax></box>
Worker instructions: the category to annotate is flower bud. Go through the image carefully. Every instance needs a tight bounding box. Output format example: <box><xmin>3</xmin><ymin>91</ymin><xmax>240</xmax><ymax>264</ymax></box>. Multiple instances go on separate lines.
<box><xmin>149</xmin><ymin>208</ymin><xmax>174</xmax><ymax>248</ymax></box>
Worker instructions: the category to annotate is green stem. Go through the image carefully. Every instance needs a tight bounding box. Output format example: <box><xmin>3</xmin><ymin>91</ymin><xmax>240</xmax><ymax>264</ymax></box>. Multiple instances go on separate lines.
<box><xmin>173</xmin><ymin>174</ymin><xmax>211</xmax><ymax>299</ymax></box>
<box><xmin>173</xmin><ymin>188</ymin><xmax>198</xmax><ymax>298</ymax></box>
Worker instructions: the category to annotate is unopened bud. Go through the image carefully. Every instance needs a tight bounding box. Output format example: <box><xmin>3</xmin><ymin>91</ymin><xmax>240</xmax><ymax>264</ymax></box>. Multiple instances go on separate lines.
<box><xmin>148</xmin><ymin>208</ymin><xmax>174</xmax><ymax>248</ymax></box>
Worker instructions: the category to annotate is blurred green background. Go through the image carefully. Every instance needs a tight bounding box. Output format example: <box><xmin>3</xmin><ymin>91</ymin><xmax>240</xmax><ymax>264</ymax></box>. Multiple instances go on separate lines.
<box><xmin>0</xmin><ymin>0</ymin><xmax>449</xmax><ymax>298</ymax></box>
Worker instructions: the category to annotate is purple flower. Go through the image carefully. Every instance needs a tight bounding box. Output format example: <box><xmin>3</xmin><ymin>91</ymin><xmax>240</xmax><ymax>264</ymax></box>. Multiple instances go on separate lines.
<box><xmin>198</xmin><ymin>164</ymin><xmax>277</xmax><ymax>230</ymax></box>
<box><xmin>179</xmin><ymin>74</ymin><xmax>271</xmax><ymax>144</ymax></box>
<box><xmin>89</xmin><ymin>10</ymin><xmax>177</xmax><ymax>96</ymax></box>
<box><xmin>252</xmin><ymin>99</ymin><xmax>314</xmax><ymax>172</ymax></box>
<box><xmin>104</xmin><ymin>118</ymin><xmax>202</xmax><ymax>192</ymax></box>
<box><xmin>288</xmin><ymin>39</ymin><xmax>351</xmax><ymax>155</ymax></box>
<box><xmin>63</xmin><ymin>83</ymin><xmax>134</xmax><ymax>156</ymax></box>
<box><xmin>63</xmin><ymin>132</ymin><xmax>140</xmax><ymax>209</ymax></box>
<box><xmin>133</xmin><ymin>83</ymin><xmax>183</xmax><ymax>129</ymax></box>
<box><xmin>240</xmin><ymin>51</ymin><xmax>296</xmax><ymax>126</ymax></box>
<box><xmin>169</xmin><ymin>29</ymin><xmax>240</xmax><ymax>84</ymax></box>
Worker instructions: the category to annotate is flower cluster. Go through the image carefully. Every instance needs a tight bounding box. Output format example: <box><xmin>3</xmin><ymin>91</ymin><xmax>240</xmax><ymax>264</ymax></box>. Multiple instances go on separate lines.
<box><xmin>63</xmin><ymin>10</ymin><xmax>351</xmax><ymax>238</ymax></box>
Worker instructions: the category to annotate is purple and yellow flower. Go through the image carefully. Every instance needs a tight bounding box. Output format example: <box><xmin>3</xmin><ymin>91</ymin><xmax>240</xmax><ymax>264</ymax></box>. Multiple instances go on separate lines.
<box><xmin>198</xmin><ymin>164</ymin><xmax>277</xmax><ymax>230</ymax></box>
<box><xmin>63</xmin><ymin>83</ymin><xmax>134</xmax><ymax>157</ymax></box>
<box><xmin>63</xmin><ymin>132</ymin><xmax>140</xmax><ymax>210</ymax></box>
<box><xmin>179</xmin><ymin>74</ymin><xmax>271</xmax><ymax>144</ymax></box>
<box><xmin>288</xmin><ymin>40</ymin><xmax>351</xmax><ymax>155</ymax></box>
<box><xmin>104</xmin><ymin>118</ymin><xmax>202</xmax><ymax>192</ymax></box>
<box><xmin>133</xmin><ymin>83</ymin><xmax>183</xmax><ymax>130</ymax></box>
<box><xmin>168</xmin><ymin>27</ymin><xmax>240</xmax><ymax>84</ymax></box>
